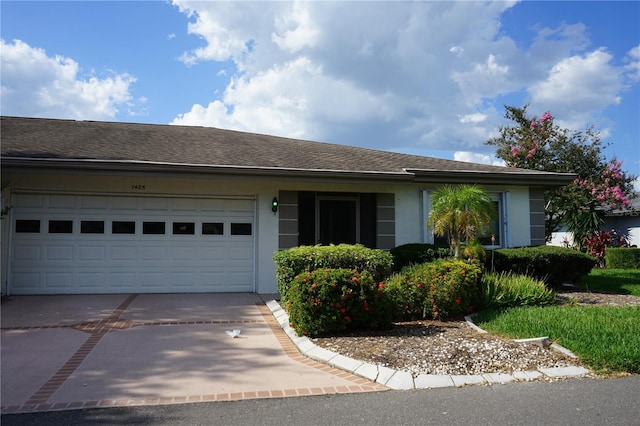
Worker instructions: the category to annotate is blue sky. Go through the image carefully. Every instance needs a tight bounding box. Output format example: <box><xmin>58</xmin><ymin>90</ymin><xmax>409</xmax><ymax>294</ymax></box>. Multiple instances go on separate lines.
<box><xmin>2</xmin><ymin>1</ymin><xmax>639</xmax><ymax>187</ymax></box>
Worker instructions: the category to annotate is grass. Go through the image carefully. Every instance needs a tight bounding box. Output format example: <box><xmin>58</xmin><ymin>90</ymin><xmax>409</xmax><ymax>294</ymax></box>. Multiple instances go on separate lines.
<box><xmin>576</xmin><ymin>268</ymin><xmax>640</xmax><ymax>297</ymax></box>
<box><xmin>474</xmin><ymin>305</ymin><xmax>640</xmax><ymax>374</ymax></box>
<box><xmin>473</xmin><ymin>269</ymin><xmax>640</xmax><ymax>375</ymax></box>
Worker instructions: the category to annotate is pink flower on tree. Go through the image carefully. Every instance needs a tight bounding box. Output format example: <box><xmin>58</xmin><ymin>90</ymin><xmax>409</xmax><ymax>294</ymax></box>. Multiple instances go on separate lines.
<box><xmin>540</xmin><ymin>111</ymin><xmax>552</xmax><ymax>122</ymax></box>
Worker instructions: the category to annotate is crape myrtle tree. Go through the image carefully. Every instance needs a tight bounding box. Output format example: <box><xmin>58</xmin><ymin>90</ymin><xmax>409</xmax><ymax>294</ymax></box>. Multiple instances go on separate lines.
<box><xmin>486</xmin><ymin>105</ymin><xmax>636</xmax><ymax>248</ymax></box>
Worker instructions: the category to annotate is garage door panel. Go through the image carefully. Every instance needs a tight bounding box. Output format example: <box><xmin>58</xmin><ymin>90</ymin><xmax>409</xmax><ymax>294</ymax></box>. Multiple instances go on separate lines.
<box><xmin>49</xmin><ymin>194</ymin><xmax>76</xmax><ymax>209</ymax></box>
<box><xmin>111</xmin><ymin>246</ymin><xmax>137</xmax><ymax>260</ymax></box>
<box><xmin>12</xmin><ymin>272</ymin><xmax>40</xmax><ymax>289</ymax></box>
<box><xmin>45</xmin><ymin>272</ymin><xmax>73</xmax><ymax>289</ymax></box>
<box><xmin>10</xmin><ymin>194</ymin><xmax>255</xmax><ymax>294</ymax></box>
<box><xmin>13</xmin><ymin>245</ymin><xmax>42</xmax><ymax>261</ymax></box>
<box><xmin>139</xmin><ymin>272</ymin><xmax>167</xmax><ymax>288</ymax></box>
<box><xmin>78</xmin><ymin>246</ymin><xmax>106</xmax><ymax>261</ymax></box>
<box><xmin>80</xmin><ymin>196</ymin><xmax>108</xmax><ymax>209</ymax></box>
<box><xmin>141</xmin><ymin>246</ymin><xmax>167</xmax><ymax>261</ymax></box>
<box><xmin>141</xmin><ymin>198</ymin><xmax>168</xmax><ymax>210</ymax></box>
<box><xmin>111</xmin><ymin>197</ymin><xmax>138</xmax><ymax>210</ymax></box>
<box><xmin>109</xmin><ymin>272</ymin><xmax>137</xmax><ymax>289</ymax></box>
<box><xmin>14</xmin><ymin>194</ymin><xmax>44</xmax><ymax>209</ymax></box>
<box><xmin>46</xmin><ymin>246</ymin><xmax>74</xmax><ymax>261</ymax></box>
<box><xmin>77</xmin><ymin>272</ymin><xmax>105</xmax><ymax>288</ymax></box>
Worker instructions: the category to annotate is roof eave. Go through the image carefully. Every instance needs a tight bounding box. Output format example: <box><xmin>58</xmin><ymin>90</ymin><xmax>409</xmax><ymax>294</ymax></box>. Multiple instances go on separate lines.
<box><xmin>0</xmin><ymin>157</ymin><xmax>415</xmax><ymax>183</ymax></box>
<box><xmin>406</xmin><ymin>168</ymin><xmax>576</xmax><ymax>187</ymax></box>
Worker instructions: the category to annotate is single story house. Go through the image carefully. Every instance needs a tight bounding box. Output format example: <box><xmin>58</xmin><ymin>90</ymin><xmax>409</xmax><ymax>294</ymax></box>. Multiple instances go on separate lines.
<box><xmin>1</xmin><ymin>116</ymin><xmax>574</xmax><ymax>295</ymax></box>
<box><xmin>549</xmin><ymin>197</ymin><xmax>640</xmax><ymax>248</ymax></box>
<box><xmin>603</xmin><ymin>197</ymin><xmax>640</xmax><ymax>247</ymax></box>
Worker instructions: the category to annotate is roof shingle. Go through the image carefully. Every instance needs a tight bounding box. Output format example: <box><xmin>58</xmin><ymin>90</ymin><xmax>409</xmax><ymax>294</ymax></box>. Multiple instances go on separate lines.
<box><xmin>1</xmin><ymin>116</ymin><xmax>573</xmax><ymax>185</ymax></box>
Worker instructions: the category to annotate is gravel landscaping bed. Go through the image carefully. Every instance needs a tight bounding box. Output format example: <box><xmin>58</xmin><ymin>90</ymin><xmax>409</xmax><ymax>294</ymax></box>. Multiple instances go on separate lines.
<box><xmin>311</xmin><ymin>291</ymin><xmax>639</xmax><ymax>378</ymax></box>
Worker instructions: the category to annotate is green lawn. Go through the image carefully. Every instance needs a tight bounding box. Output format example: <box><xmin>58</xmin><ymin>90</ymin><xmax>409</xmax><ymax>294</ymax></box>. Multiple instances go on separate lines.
<box><xmin>473</xmin><ymin>269</ymin><xmax>640</xmax><ymax>375</ymax></box>
<box><xmin>576</xmin><ymin>268</ymin><xmax>640</xmax><ymax>297</ymax></box>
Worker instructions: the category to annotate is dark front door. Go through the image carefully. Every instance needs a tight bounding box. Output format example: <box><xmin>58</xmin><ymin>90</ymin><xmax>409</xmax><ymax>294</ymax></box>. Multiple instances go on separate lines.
<box><xmin>318</xmin><ymin>199</ymin><xmax>357</xmax><ymax>245</ymax></box>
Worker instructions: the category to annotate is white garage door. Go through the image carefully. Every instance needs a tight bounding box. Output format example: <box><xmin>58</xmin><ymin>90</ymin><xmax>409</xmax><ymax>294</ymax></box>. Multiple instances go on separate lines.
<box><xmin>9</xmin><ymin>193</ymin><xmax>255</xmax><ymax>294</ymax></box>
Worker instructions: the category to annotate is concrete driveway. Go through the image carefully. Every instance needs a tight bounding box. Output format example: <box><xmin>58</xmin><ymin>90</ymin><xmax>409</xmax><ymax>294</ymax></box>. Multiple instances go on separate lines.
<box><xmin>1</xmin><ymin>294</ymin><xmax>385</xmax><ymax>414</ymax></box>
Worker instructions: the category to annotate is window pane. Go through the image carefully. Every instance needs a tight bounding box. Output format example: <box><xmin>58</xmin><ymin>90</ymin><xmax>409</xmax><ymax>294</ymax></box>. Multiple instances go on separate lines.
<box><xmin>49</xmin><ymin>220</ymin><xmax>73</xmax><ymax>233</ymax></box>
<box><xmin>81</xmin><ymin>221</ymin><xmax>105</xmax><ymax>234</ymax></box>
<box><xmin>173</xmin><ymin>222</ymin><xmax>195</xmax><ymax>235</ymax></box>
<box><xmin>143</xmin><ymin>222</ymin><xmax>165</xmax><ymax>235</ymax></box>
<box><xmin>202</xmin><ymin>222</ymin><xmax>224</xmax><ymax>235</ymax></box>
<box><xmin>15</xmin><ymin>220</ymin><xmax>40</xmax><ymax>233</ymax></box>
<box><xmin>231</xmin><ymin>223</ymin><xmax>252</xmax><ymax>236</ymax></box>
<box><xmin>112</xmin><ymin>221</ymin><xmax>136</xmax><ymax>234</ymax></box>
<box><xmin>479</xmin><ymin>201</ymin><xmax>500</xmax><ymax>246</ymax></box>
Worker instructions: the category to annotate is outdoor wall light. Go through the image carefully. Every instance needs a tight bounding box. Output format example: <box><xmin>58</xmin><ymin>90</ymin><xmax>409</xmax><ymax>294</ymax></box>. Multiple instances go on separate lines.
<box><xmin>271</xmin><ymin>197</ymin><xmax>279</xmax><ymax>214</ymax></box>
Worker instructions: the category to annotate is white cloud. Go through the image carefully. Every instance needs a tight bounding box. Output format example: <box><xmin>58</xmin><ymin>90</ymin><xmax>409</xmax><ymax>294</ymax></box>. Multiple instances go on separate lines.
<box><xmin>530</xmin><ymin>49</ymin><xmax>623</xmax><ymax>115</ymax></box>
<box><xmin>172</xmin><ymin>56</ymin><xmax>394</xmax><ymax>140</ymax></box>
<box><xmin>634</xmin><ymin>176</ymin><xmax>640</xmax><ymax>193</ymax></box>
<box><xmin>459</xmin><ymin>113</ymin><xmax>488</xmax><ymax>124</ymax></box>
<box><xmin>271</xmin><ymin>2</ymin><xmax>320</xmax><ymax>53</ymax></box>
<box><xmin>0</xmin><ymin>39</ymin><xmax>135</xmax><ymax>120</ymax></box>
<box><xmin>454</xmin><ymin>151</ymin><xmax>505</xmax><ymax>167</ymax></box>
<box><xmin>624</xmin><ymin>45</ymin><xmax>640</xmax><ymax>82</ymax></box>
<box><xmin>172</xmin><ymin>0</ymin><xmax>630</xmax><ymax>157</ymax></box>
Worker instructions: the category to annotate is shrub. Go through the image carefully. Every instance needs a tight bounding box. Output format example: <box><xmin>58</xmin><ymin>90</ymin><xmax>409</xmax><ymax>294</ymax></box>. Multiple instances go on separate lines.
<box><xmin>383</xmin><ymin>272</ymin><xmax>429</xmax><ymax>321</ymax></box>
<box><xmin>384</xmin><ymin>259</ymin><xmax>482</xmax><ymax>320</ymax></box>
<box><xmin>490</xmin><ymin>246</ymin><xmax>596</xmax><ymax>287</ymax></box>
<box><xmin>605</xmin><ymin>248</ymin><xmax>640</xmax><ymax>269</ymax></box>
<box><xmin>273</xmin><ymin>244</ymin><xmax>393</xmax><ymax>303</ymax></box>
<box><xmin>286</xmin><ymin>268</ymin><xmax>393</xmax><ymax>337</ymax></box>
<box><xmin>479</xmin><ymin>272</ymin><xmax>556</xmax><ymax>309</ymax></box>
<box><xmin>389</xmin><ymin>243</ymin><xmax>451</xmax><ymax>271</ymax></box>
<box><xmin>583</xmin><ymin>230</ymin><xmax>628</xmax><ymax>268</ymax></box>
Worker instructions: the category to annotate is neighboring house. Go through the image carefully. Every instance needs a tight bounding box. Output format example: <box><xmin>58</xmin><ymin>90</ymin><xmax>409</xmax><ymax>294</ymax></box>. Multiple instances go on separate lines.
<box><xmin>602</xmin><ymin>196</ymin><xmax>640</xmax><ymax>247</ymax></box>
<box><xmin>0</xmin><ymin>116</ymin><xmax>574</xmax><ymax>295</ymax></box>
<box><xmin>549</xmin><ymin>197</ymin><xmax>640</xmax><ymax>248</ymax></box>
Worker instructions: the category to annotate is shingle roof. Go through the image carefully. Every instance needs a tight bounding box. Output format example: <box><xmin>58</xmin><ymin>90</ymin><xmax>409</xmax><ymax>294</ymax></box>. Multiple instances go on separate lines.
<box><xmin>1</xmin><ymin>116</ymin><xmax>574</xmax><ymax>185</ymax></box>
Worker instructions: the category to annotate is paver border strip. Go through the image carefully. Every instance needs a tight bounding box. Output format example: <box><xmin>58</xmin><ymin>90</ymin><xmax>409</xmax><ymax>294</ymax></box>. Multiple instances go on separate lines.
<box><xmin>1</xmin><ymin>296</ymin><xmax>386</xmax><ymax>415</ymax></box>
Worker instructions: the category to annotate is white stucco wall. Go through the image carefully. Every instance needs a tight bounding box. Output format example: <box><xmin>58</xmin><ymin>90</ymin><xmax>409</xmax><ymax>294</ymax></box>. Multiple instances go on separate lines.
<box><xmin>1</xmin><ymin>170</ymin><xmax>536</xmax><ymax>295</ymax></box>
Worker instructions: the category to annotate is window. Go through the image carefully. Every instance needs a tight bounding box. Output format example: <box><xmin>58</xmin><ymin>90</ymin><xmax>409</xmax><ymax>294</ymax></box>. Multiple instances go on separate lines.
<box><xmin>202</xmin><ymin>222</ymin><xmax>224</xmax><ymax>235</ymax></box>
<box><xmin>173</xmin><ymin>222</ymin><xmax>195</xmax><ymax>235</ymax></box>
<box><xmin>231</xmin><ymin>223</ymin><xmax>252</xmax><ymax>235</ymax></box>
<box><xmin>478</xmin><ymin>201</ymin><xmax>501</xmax><ymax>246</ymax></box>
<box><xmin>143</xmin><ymin>221</ymin><xmax>165</xmax><ymax>235</ymax></box>
<box><xmin>81</xmin><ymin>221</ymin><xmax>105</xmax><ymax>234</ymax></box>
<box><xmin>112</xmin><ymin>221</ymin><xmax>136</xmax><ymax>234</ymax></box>
<box><xmin>49</xmin><ymin>220</ymin><xmax>73</xmax><ymax>234</ymax></box>
<box><xmin>423</xmin><ymin>190</ymin><xmax>505</xmax><ymax>247</ymax></box>
<box><xmin>15</xmin><ymin>220</ymin><xmax>41</xmax><ymax>233</ymax></box>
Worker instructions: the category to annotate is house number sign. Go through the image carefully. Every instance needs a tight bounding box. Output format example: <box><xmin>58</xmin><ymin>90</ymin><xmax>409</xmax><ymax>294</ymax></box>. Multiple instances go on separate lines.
<box><xmin>131</xmin><ymin>184</ymin><xmax>146</xmax><ymax>190</ymax></box>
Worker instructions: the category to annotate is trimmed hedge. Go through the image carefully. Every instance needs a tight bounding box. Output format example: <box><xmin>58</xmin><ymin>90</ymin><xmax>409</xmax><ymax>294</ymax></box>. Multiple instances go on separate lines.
<box><xmin>287</xmin><ymin>269</ymin><xmax>393</xmax><ymax>337</ymax></box>
<box><xmin>384</xmin><ymin>259</ymin><xmax>482</xmax><ymax>321</ymax></box>
<box><xmin>273</xmin><ymin>244</ymin><xmax>393</xmax><ymax>303</ymax></box>
<box><xmin>605</xmin><ymin>248</ymin><xmax>640</xmax><ymax>269</ymax></box>
<box><xmin>489</xmin><ymin>245</ymin><xmax>596</xmax><ymax>287</ymax></box>
<box><xmin>389</xmin><ymin>243</ymin><xmax>451</xmax><ymax>271</ymax></box>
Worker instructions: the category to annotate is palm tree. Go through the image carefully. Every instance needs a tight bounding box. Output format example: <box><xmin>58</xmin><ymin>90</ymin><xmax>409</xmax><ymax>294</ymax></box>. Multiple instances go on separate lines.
<box><xmin>428</xmin><ymin>184</ymin><xmax>496</xmax><ymax>258</ymax></box>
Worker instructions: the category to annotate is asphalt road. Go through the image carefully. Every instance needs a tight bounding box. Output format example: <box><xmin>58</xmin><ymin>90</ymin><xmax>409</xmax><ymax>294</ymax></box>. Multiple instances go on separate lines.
<box><xmin>3</xmin><ymin>376</ymin><xmax>639</xmax><ymax>426</ymax></box>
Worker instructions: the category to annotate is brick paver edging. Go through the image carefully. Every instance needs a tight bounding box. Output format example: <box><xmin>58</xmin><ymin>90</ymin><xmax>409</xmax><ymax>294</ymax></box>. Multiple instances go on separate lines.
<box><xmin>1</xmin><ymin>297</ymin><xmax>386</xmax><ymax>415</ymax></box>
